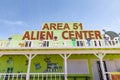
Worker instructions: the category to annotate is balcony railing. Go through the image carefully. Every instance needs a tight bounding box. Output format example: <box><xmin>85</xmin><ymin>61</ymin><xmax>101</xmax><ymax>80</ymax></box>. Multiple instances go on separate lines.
<box><xmin>0</xmin><ymin>73</ymin><xmax>64</xmax><ymax>80</ymax></box>
<box><xmin>0</xmin><ymin>40</ymin><xmax>120</xmax><ymax>49</ymax></box>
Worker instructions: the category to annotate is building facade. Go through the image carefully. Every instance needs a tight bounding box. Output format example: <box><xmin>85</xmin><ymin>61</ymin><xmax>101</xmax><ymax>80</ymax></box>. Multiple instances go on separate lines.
<box><xmin>0</xmin><ymin>22</ymin><xmax>120</xmax><ymax>80</ymax></box>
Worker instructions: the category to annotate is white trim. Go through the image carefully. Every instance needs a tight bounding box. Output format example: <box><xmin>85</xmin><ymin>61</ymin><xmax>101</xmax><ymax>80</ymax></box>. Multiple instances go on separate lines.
<box><xmin>94</xmin><ymin>52</ymin><xmax>106</xmax><ymax>59</ymax></box>
<box><xmin>100</xmin><ymin>58</ymin><xmax>107</xmax><ymax>80</ymax></box>
<box><xmin>25</xmin><ymin>54</ymin><xmax>37</xmax><ymax>59</ymax></box>
<box><xmin>67</xmin><ymin>54</ymin><xmax>71</xmax><ymax>59</ymax></box>
<box><xmin>26</xmin><ymin>54</ymin><xmax>32</xmax><ymax>80</ymax></box>
<box><xmin>31</xmin><ymin>54</ymin><xmax>37</xmax><ymax>59</ymax></box>
<box><xmin>0</xmin><ymin>73</ymin><xmax>64</xmax><ymax>80</ymax></box>
<box><xmin>59</xmin><ymin>54</ymin><xmax>64</xmax><ymax>59</ymax></box>
<box><xmin>64</xmin><ymin>54</ymin><xmax>67</xmax><ymax>80</ymax></box>
<box><xmin>25</xmin><ymin>54</ymin><xmax>37</xmax><ymax>80</ymax></box>
<box><xmin>59</xmin><ymin>54</ymin><xmax>71</xmax><ymax>80</ymax></box>
<box><xmin>59</xmin><ymin>54</ymin><xmax>71</xmax><ymax>59</ymax></box>
<box><xmin>1</xmin><ymin>49</ymin><xmax>120</xmax><ymax>55</ymax></box>
<box><xmin>25</xmin><ymin>54</ymin><xmax>29</xmax><ymax>59</ymax></box>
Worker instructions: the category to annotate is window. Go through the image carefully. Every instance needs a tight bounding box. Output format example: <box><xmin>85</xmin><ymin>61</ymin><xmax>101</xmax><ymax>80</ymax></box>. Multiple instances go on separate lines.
<box><xmin>25</xmin><ymin>41</ymin><xmax>32</xmax><ymax>47</ymax></box>
<box><xmin>67</xmin><ymin>60</ymin><xmax>89</xmax><ymax>74</ymax></box>
<box><xmin>76</xmin><ymin>41</ymin><xmax>84</xmax><ymax>47</ymax></box>
<box><xmin>43</xmin><ymin>41</ymin><xmax>49</xmax><ymax>47</ymax></box>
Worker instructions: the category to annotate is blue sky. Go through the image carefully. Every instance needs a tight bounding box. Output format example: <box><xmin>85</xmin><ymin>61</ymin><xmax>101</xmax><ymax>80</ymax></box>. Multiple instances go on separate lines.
<box><xmin>0</xmin><ymin>0</ymin><xmax>120</xmax><ymax>39</ymax></box>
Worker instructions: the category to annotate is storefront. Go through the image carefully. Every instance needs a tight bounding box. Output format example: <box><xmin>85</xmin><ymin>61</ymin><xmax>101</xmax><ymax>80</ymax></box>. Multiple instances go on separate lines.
<box><xmin>0</xmin><ymin>22</ymin><xmax>120</xmax><ymax>80</ymax></box>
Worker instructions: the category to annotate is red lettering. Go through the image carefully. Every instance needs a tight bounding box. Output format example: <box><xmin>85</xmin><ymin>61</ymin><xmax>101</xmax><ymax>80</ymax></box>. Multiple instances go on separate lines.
<box><xmin>50</xmin><ymin>23</ymin><xmax>56</xmax><ymax>30</ymax></box>
<box><xmin>31</xmin><ymin>31</ymin><xmax>36</xmax><ymax>40</ymax></box>
<box><xmin>62</xmin><ymin>31</ymin><xmax>69</xmax><ymax>40</ymax></box>
<box><xmin>46</xmin><ymin>31</ymin><xmax>53</xmax><ymax>40</ymax></box>
<box><xmin>22</xmin><ymin>31</ymin><xmax>30</xmax><ymax>40</ymax></box>
<box><xmin>95</xmin><ymin>31</ymin><xmax>102</xmax><ymax>39</ymax></box>
<box><xmin>82</xmin><ymin>31</ymin><xmax>88</xmax><ymax>39</ymax></box>
<box><xmin>79</xmin><ymin>23</ymin><xmax>83</xmax><ymax>30</ymax></box>
<box><xmin>40</xmin><ymin>31</ymin><xmax>46</xmax><ymax>39</ymax></box>
<box><xmin>75</xmin><ymin>31</ymin><xmax>83</xmax><ymax>39</ymax></box>
<box><xmin>73</xmin><ymin>23</ymin><xmax>78</xmax><ymax>30</ymax></box>
<box><xmin>57</xmin><ymin>23</ymin><xmax>62</xmax><ymax>30</ymax></box>
<box><xmin>69</xmin><ymin>31</ymin><xmax>74</xmax><ymax>39</ymax></box>
<box><xmin>64</xmin><ymin>23</ymin><xmax>70</xmax><ymax>30</ymax></box>
<box><xmin>73</xmin><ymin>23</ymin><xmax>83</xmax><ymax>30</ymax></box>
<box><xmin>89</xmin><ymin>31</ymin><xmax>94</xmax><ymax>39</ymax></box>
<box><xmin>42</xmin><ymin>23</ymin><xmax>49</xmax><ymax>30</ymax></box>
<box><xmin>36</xmin><ymin>31</ymin><xmax>40</xmax><ymax>40</ymax></box>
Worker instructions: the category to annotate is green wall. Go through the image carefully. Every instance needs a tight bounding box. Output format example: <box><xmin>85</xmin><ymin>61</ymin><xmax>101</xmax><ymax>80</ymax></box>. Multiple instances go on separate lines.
<box><xmin>1</xmin><ymin>54</ymin><xmax>120</xmax><ymax>73</ymax></box>
<box><xmin>1</xmin><ymin>54</ymin><xmax>120</xmax><ymax>80</ymax></box>
<box><xmin>0</xmin><ymin>55</ymin><xmax>27</xmax><ymax>73</ymax></box>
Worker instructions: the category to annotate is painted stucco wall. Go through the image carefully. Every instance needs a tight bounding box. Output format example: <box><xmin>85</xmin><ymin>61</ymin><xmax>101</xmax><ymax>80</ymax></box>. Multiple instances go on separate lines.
<box><xmin>1</xmin><ymin>54</ymin><xmax>120</xmax><ymax>80</ymax></box>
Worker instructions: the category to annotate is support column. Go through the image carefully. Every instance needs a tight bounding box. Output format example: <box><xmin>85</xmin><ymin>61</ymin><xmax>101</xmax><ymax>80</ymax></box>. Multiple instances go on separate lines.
<box><xmin>94</xmin><ymin>53</ymin><xmax>107</xmax><ymax>80</ymax></box>
<box><xmin>60</xmin><ymin>54</ymin><xmax>71</xmax><ymax>80</ymax></box>
<box><xmin>64</xmin><ymin>54</ymin><xmax>67</xmax><ymax>80</ymax></box>
<box><xmin>25</xmin><ymin>54</ymin><xmax>37</xmax><ymax>80</ymax></box>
